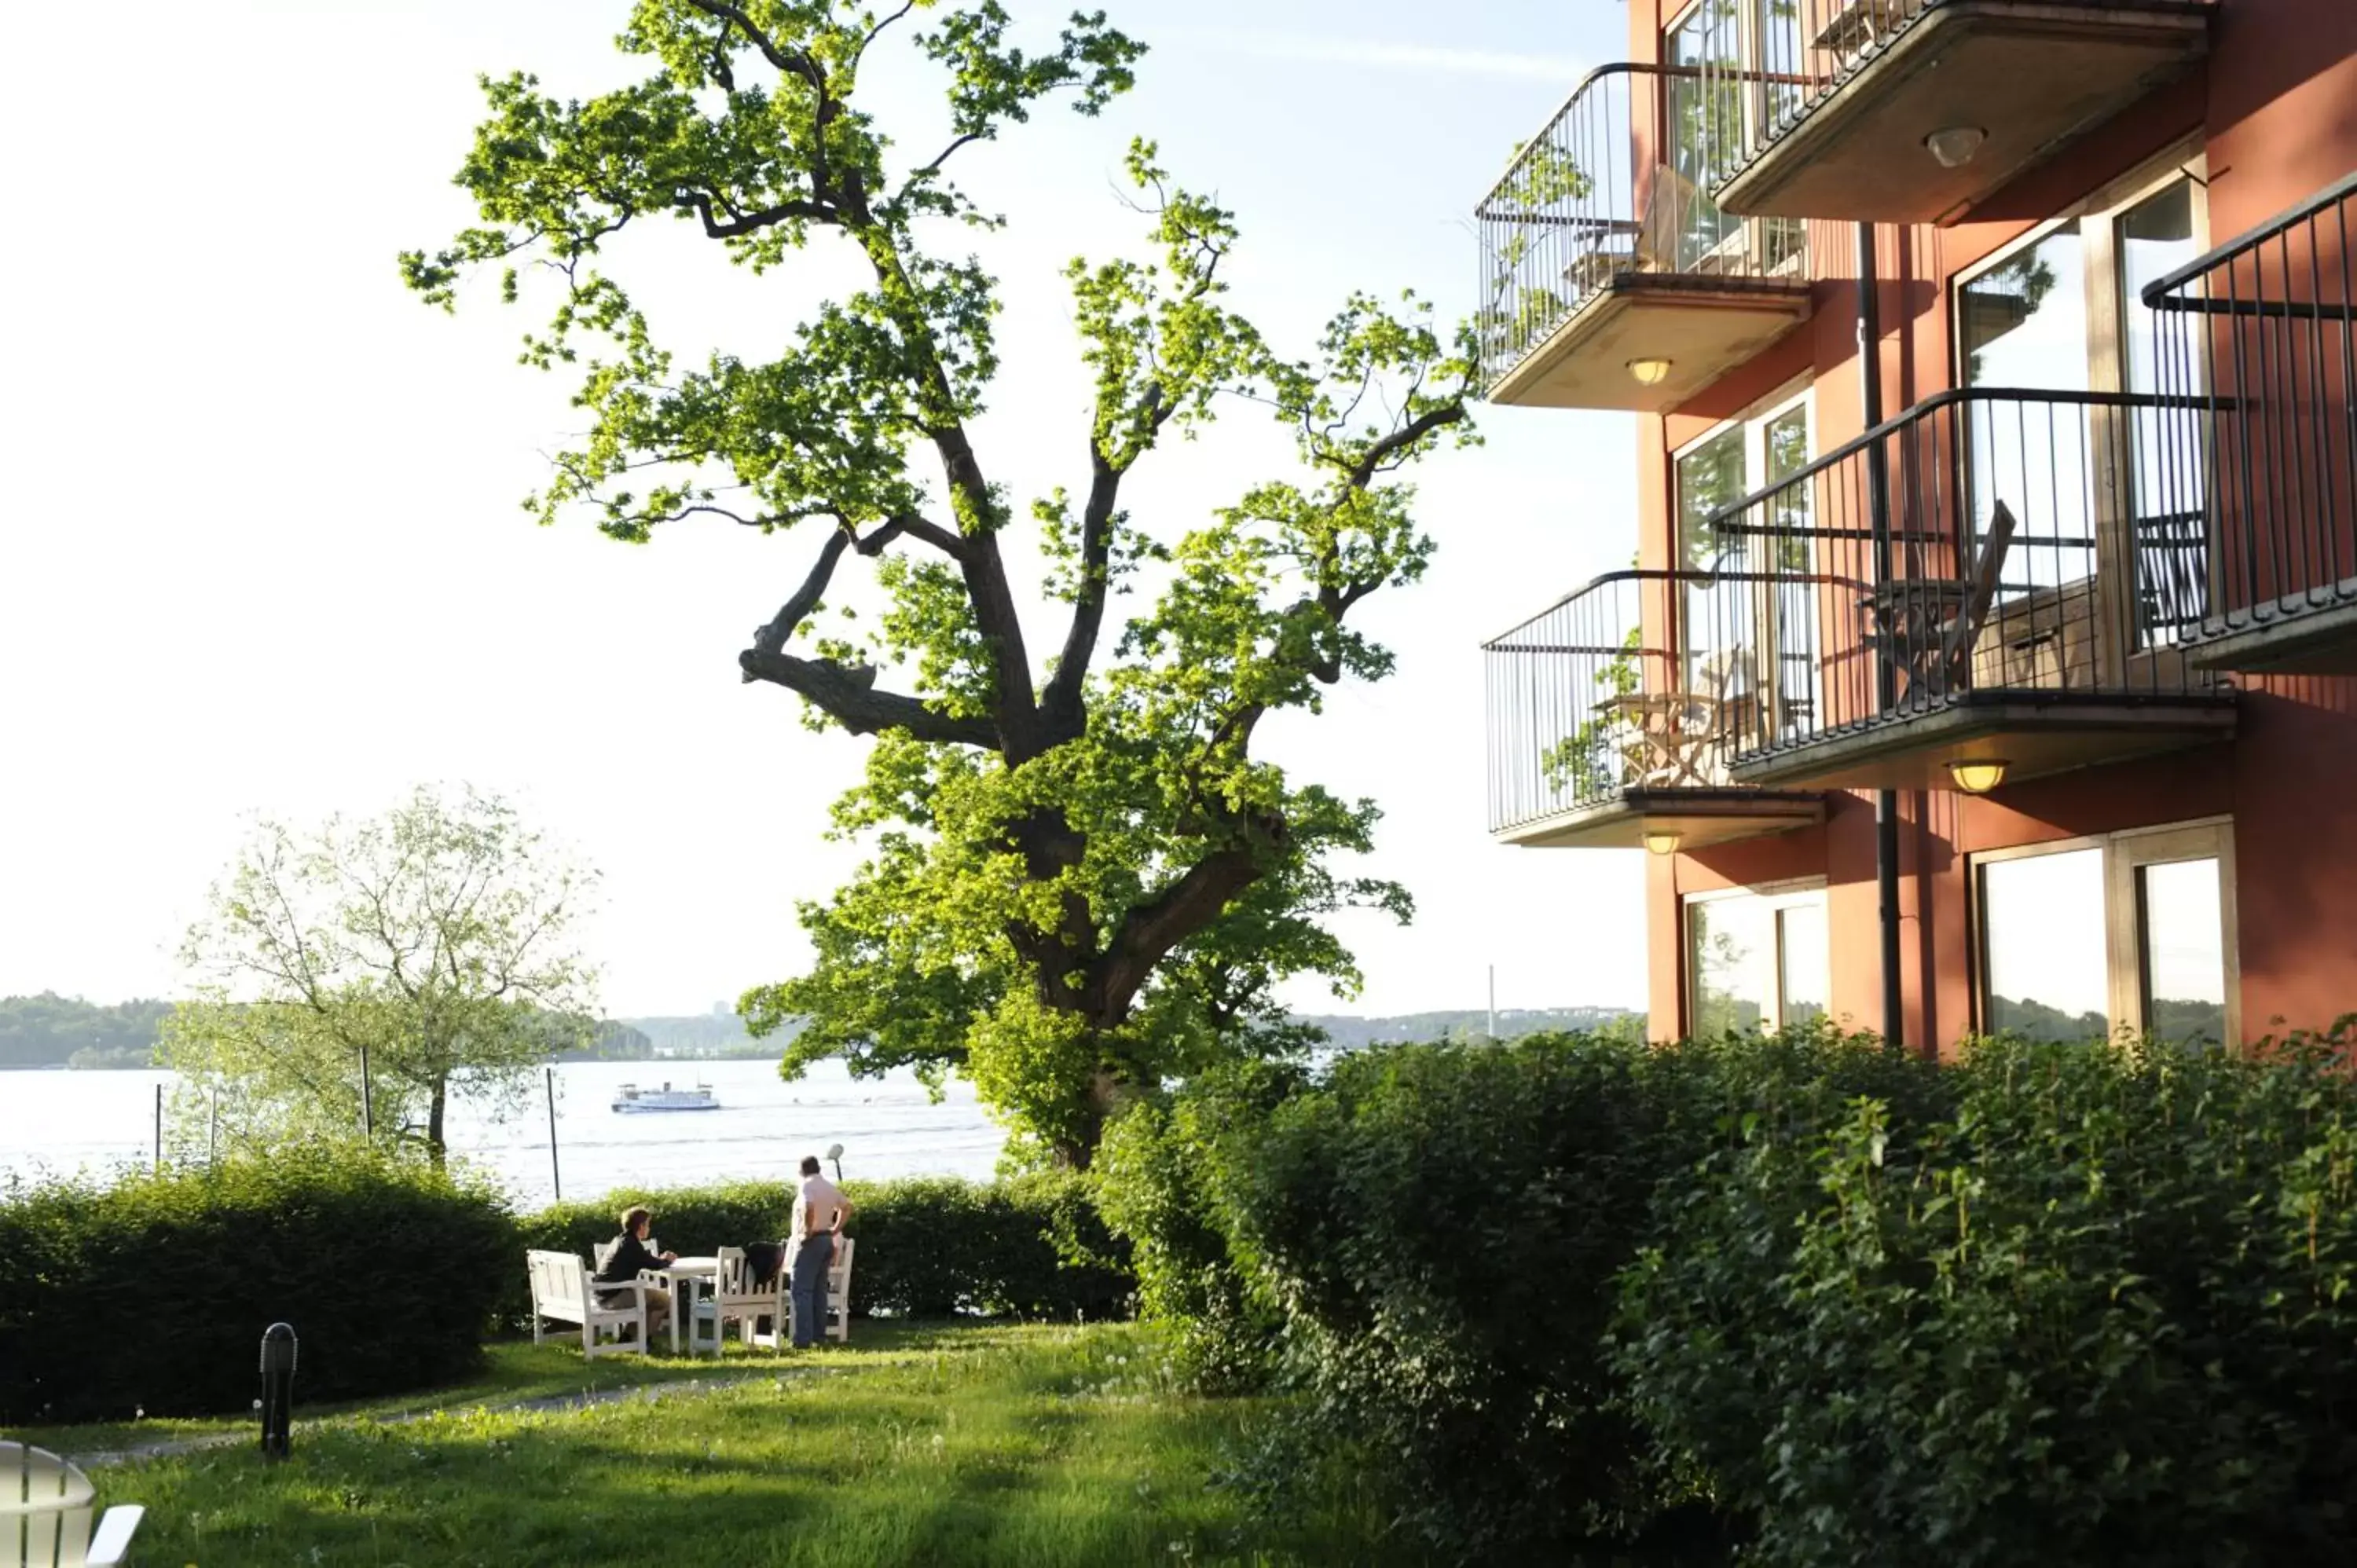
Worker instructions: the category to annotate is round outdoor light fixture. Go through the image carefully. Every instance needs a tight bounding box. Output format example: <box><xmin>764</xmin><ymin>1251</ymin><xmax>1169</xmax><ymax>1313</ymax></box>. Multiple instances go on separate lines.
<box><xmin>1948</xmin><ymin>758</ymin><xmax>2011</xmax><ymax>793</ymax></box>
<box><xmin>1626</xmin><ymin>357</ymin><xmax>1674</xmax><ymax>387</ymax></box>
<box><xmin>1641</xmin><ymin>830</ymin><xmax>1683</xmax><ymax>856</ymax></box>
<box><xmin>1924</xmin><ymin>126</ymin><xmax>1989</xmax><ymax>170</ymax></box>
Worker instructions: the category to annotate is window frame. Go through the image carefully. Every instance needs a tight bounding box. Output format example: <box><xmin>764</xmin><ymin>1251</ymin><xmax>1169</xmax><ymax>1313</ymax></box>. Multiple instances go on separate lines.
<box><xmin>1682</xmin><ymin>876</ymin><xmax>1830</xmax><ymax>1035</ymax></box>
<box><xmin>1969</xmin><ymin>815</ymin><xmax>2239</xmax><ymax>1044</ymax></box>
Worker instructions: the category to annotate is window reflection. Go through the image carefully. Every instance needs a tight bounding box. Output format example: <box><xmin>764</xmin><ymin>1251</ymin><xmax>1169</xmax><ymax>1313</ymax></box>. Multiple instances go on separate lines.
<box><xmin>1779</xmin><ymin>902</ymin><xmax>1829</xmax><ymax>1028</ymax></box>
<box><xmin>1688</xmin><ymin>888</ymin><xmax>1827</xmax><ymax>1035</ymax></box>
<box><xmin>2139</xmin><ymin>857</ymin><xmax>2227</xmax><ymax>1046</ymax></box>
<box><xmin>2118</xmin><ymin>179</ymin><xmax>2209</xmax><ymax>645</ymax></box>
<box><xmin>1981</xmin><ymin>848</ymin><xmax>2110</xmax><ymax>1041</ymax></box>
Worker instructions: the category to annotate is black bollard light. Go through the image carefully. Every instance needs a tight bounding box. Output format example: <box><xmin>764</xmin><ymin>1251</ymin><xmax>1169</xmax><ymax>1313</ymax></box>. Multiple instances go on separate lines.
<box><xmin>259</xmin><ymin>1322</ymin><xmax>298</xmax><ymax>1460</ymax></box>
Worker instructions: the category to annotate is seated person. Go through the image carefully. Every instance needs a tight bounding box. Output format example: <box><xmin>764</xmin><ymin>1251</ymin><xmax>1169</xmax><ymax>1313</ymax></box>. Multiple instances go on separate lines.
<box><xmin>594</xmin><ymin>1205</ymin><xmax>678</xmax><ymax>1340</ymax></box>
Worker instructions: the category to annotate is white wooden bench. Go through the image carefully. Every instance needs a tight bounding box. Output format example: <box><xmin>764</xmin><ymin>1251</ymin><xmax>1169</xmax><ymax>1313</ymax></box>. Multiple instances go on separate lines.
<box><xmin>2</xmin><ymin>1442</ymin><xmax>141</xmax><ymax>1568</ymax></box>
<box><xmin>526</xmin><ymin>1249</ymin><xmax>647</xmax><ymax>1358</ymax></box>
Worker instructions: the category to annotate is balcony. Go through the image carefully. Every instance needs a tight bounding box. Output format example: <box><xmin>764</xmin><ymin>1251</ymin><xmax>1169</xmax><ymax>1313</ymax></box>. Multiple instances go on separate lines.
<box><xmin>1483</xmin><ymin>570</ymin><xmax>1827</xmax><ymax>849</ymax></box>
<box><xmin>2139</xmin><ymin>172</ymin><xmax>2357</xmax><ymax>674</ymax></box>
<box><xmin>1700</xmin><ymin>388</ymin><xmax>2236</xmax><ymax>791</ymax></box>
<box><xmin>1475</xmin><ymin>64</ymin><xmax>1833</xmax><ymax>413</ymax></box>
<box><xmin>1706</xmin><ymin>1</ymin><xmax>2213</xmax><ymax>224</ymax></box>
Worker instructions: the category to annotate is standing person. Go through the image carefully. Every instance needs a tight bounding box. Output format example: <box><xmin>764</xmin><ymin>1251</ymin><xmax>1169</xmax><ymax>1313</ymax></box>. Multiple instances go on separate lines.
<box><xmin>789</xmin><ymin>1154</ymin><xmax>851</xmax><ymax>1348</ymax></box>
<box><xmin>595</xmin><ymin>1205</ymin><xmax>678</xmax><ymax>1343</ymax></box>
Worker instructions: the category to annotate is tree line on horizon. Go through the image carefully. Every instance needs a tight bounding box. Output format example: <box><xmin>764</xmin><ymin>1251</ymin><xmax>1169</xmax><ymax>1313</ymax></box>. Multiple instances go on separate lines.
<box><xmin>0</xmin><ymin>991</ymin><xmax>1639</xmax><ymax>1069</ymax></box>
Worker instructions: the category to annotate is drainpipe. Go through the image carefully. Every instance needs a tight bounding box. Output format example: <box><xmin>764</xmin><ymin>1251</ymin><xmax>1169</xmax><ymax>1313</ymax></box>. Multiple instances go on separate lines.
<box><xmin>1857</xmin><ymin>219</ymin><xmax>1905</xmax><ymax>1054</ymax></box>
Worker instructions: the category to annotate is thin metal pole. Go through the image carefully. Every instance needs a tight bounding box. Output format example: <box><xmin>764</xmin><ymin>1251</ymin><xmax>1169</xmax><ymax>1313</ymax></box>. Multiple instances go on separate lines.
<box><xmin>153</xmin><ymin>1082</ymin><xmax>164</xmax><ymax>1173</ymax></box>
<box><xmin>1857</xmin><ymin>218</ymin><xmax>1905</xmax><ymax>1054</ymax></box>
<box><xmin>1487</xmin><ymin>965</ymin><xmax>1497</xmax><ymax>1041</ymax></box>
<box><xmin>544</xmin><ymin>1065</ymin><xmax>562</xmax><ymax>1203</ymax></box>
<box><xmin>358</xmin><ymin>1041</ymin><xmax>375</xmax><ymax>1138</ymax></box>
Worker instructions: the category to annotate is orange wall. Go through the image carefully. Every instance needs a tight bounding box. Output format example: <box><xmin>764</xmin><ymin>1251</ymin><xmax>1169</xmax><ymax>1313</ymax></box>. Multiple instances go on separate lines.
<box><xmin>1625</xmin><ymin>0</ymin><xmax>2357</xmax><ymax>1046</ymax></box>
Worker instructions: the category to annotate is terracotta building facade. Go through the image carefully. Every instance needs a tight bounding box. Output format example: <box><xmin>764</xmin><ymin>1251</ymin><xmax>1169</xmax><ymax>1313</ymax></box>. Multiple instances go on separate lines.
<box><xmin>1479</xmin><ymin>0</ymin><xmax>2357</xmax><ymax>1050</ymax></box>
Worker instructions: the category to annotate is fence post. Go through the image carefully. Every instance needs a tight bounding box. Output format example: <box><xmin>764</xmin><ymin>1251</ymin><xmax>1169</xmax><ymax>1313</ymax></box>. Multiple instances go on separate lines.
<box><xmin>544</xmin><ymin>1064</ymin><xmax>562</xmax><ymax>1203</ymax></box>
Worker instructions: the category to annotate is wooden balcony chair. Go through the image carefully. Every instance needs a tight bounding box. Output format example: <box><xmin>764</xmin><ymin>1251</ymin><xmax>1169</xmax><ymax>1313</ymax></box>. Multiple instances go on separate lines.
<box><xmin>1861</xmin><ymin>500</ymin><xmax>2017</xmax><ymax>702</ymax></box>
<box><xmin>3</xmin><ymin>1443</ymin><xmax>142</xmax><ymax>1568</ymax></box>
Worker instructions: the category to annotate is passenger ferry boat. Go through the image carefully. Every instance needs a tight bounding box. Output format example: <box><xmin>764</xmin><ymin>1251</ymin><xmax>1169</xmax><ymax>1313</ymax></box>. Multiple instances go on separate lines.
<box><xmin>610</xmin><ymin>1080</ymin><xmax>721</xmax><ymax>1114</ymax></box>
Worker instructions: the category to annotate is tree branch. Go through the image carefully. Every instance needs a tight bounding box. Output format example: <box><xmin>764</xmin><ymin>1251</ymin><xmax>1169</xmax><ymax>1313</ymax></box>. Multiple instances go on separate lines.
<box><xmin>681</xmin><ymin>0</ymin><xmax>825</xmax><ymax>91</ymax></box>
<box><xmin>1093</xmin><ymin>829</ymin><xmax>1284</xmax><ymax>1015</ymax></box>
<box><xmin>1336</xmin><ymin>401</ymin><xmax>1468</xmax><ymax>491</ymax></box>
<box><xmin>739</xmin><ymin>647</ymin><xmax>999</xmax><ymax>746</ymax></box>
<box><xmin>677</xmin><ymin>189</ymin><xmax>837</xmax><ymax>238</ymax></box>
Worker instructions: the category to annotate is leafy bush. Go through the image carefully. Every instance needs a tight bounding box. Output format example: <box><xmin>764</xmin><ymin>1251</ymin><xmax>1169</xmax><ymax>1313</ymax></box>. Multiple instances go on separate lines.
<box><xmin>0</xmin><ymin>1145</ymin><xmax>513</xmax><ymax>1423</ymax></box>
<box><xmin>1204</xmin><ymin>1026</ymin><xmax>1951</xmax><ymax>1562</ymax></box>
<box><xmin>515</xmin><ymin>1174</ymin><xmax>1131</xmax><ymax>1324</ymax></box>
<box><xmin>1615</xmin><ymin>1035</ymin><xmax>2357</xmax><ymax>1568</ymax></box>
<box><xmin>1095</xmin><ymin>1059</ymin><xmax>1309</xmax><ymax>1394</ymax></box>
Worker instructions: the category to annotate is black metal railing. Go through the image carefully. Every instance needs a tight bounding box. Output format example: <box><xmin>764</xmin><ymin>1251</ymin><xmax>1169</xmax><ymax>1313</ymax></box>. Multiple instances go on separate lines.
<box><xmin>1698</xmin><ymin>0</ymin><xmax>2217</xmax><ymax>191</ymax></box>
<box><xmin>2142</xmin><ymin>170</ymin><xmax>2357</xmax><ymax>647</ymax></box>
<box><xmin>1484</xmin><ymin>569</ymin><xmax>1831</xmax><ymax>836</ymax></box>
<box><xmin>1695</xmin><ymin>387</ymin><xmax>2227</xmax><ymax>766</ymax></box>
<box><xmin>1475</xmin><ymin>62</ymin><xmax>1842</xmax><ymax>394</ymax></box>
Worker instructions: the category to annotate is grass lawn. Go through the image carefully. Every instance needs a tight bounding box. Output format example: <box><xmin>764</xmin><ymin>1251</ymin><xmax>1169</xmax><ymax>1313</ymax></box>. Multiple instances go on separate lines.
<box><xmin>79</xmin><ymin>1324</ymin><xmax>1407</xmax><ymax>1567</ymax></box>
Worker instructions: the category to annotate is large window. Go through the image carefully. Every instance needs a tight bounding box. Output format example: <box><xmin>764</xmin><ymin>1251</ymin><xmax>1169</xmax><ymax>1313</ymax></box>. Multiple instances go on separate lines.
<box><xmin>1973</xmin><ymin>820</ymin><xmax>2237</xmax><ymax>1046</ymax></box>
<box><xmin>1952</xmin><ymin>154</ymin><xmax>2210</xmax><ymax>650</ymax></box>
<box><xmin>1677</xmin><ymin>388</ymin><xmax>1816</xmax><ymax>749</ymax></box>
<box><xmin>1662</xmin><ymin>1</ymin><xmax>1803</xmax><ymax>274</ymax></box>
<box><xmin>1687</xmin><ymin>883</ymin><xmax>1829</xmax><ymax>1035</ymax></box>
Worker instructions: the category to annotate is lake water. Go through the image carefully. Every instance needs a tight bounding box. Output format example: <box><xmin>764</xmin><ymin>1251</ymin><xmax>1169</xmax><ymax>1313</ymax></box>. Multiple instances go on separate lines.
<box><xmin>0</xmin><ymin>1059</ymin><xmax>1006</xmax><ymax>1208</ymax></box>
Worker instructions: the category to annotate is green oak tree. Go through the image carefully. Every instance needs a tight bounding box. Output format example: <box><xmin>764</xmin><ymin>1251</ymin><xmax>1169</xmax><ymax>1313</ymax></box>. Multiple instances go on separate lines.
<box><xmin>403</xmin><ymin>2</ymin><xmax>1475</xmax><ymax>1164</ymax></box>
<box><xmin>166</xmin><ymin>787</ymin><xmax>600</xmax><ymax>1163</ymax></box>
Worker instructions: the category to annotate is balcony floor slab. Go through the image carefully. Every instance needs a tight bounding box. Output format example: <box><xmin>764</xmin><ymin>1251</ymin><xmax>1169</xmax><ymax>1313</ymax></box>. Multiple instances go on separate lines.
<box><xmin>1494</xmin><ymin>787</ymin><xmax>1827</xmax><ymax>850</ymax></box>
<box><xmin>1723</xmin><ymin>691</ymin><xmax>2238</xmax><ymax>790</ymax></box>
<box><xmin>1485</xmin><ymin>274</ymin><xmax>1814</xmax><ymax>413</ymax></box>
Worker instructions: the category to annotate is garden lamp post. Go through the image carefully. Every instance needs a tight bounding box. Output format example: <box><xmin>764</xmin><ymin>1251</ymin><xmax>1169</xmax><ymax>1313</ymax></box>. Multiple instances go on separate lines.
<box><xmin>827</xmin><ymin>1142</ymin><xmax>845</xmax><ymax>1182</ymax></box>
<box><xmin>259</xmin><ymin>1322</ymin><xmax>298</xmax><ymax>1460</ymax></box>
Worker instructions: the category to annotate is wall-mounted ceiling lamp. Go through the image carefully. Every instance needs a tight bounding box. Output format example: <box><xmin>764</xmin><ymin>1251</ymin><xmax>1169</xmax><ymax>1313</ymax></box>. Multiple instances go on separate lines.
<box><xmin>1641</xmin><ymin>829</ymin><xmax>1683</xmax><ymax>856</ymax></box>
<box><xmin>1626</xmin><ymin>357</ymin><xmax>1674</xmax><ymax>387</ymax></box>
<box><xmin>1924</xmin><ymin>126</ymin><xmax>1989</xmax><ymax>170</ymax></box>
<box><xmin>1947</xmin><ymin>758</ymin><xmax>2010</xmax><ymax>794</ymax></box>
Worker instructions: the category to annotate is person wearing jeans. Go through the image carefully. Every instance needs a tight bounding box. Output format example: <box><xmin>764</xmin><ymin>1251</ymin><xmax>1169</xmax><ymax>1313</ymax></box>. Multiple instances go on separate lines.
<box><xmin>789</xmin><ymin>1154</ymin><xmax>851</xmax><ymax>1348</ymax></box>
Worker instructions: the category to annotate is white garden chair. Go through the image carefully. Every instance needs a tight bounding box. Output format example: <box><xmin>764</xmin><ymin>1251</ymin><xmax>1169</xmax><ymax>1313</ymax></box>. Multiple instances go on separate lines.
<box><xmin>706</xmin><ymin>1245</ymin><xmax>789</xmax><ymax>1350</ymax></box>
<box><xmin>2</xmin><ymin>1442</ymin><xmax>141</xmax><ymax>1568</ymax></box>
<box><xmin>786</xmin><ymin>1236</ymin><xmax>856</xmax><ymax>1345</ymax></box>
<box><xmin>526</xmin><ymin>1249</ymin><xmax>647</xmax><ymax>1359</ymax></box>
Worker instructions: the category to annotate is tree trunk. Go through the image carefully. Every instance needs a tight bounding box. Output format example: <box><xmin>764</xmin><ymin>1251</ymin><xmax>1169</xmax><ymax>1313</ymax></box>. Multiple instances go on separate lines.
<box><xmin>427</xmin><ymin>1079</ymin><xmax>449</xmax><ymax>1167</ymax></box>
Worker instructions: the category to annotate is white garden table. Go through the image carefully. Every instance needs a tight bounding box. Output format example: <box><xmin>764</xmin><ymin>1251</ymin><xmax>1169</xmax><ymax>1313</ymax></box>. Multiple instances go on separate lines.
<box><xmin>657</xmin><ymin>1258</ymin><xmax>721</xmax><ymax>1356</ymax></box>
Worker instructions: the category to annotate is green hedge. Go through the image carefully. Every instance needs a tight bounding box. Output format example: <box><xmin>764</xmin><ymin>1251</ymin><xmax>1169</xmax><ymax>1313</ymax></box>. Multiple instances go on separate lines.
<box><xmin>2</xmin><ymin>1161</ymin><xmax>1134</xmax><ymax>1425</ymax></box>
<box><xmin>512</xmin><ymin>1172</ymin><xmax>1131</xmax><ymax>1326</ymax></box>
<box><xmin>0</xmin><ymin>1147</ymin><xmax>513</xmax><ymax>1424</ymax></box>
<box><xmin>1105</xmin><ymin>1026</ymin><xmax>2357</xmax><ymax>1566</ymax></box>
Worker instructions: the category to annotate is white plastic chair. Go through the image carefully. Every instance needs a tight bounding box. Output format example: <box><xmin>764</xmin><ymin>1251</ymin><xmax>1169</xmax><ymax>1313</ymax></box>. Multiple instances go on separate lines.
<box><xmin>2</xmin><ymin>1442</ymin><xmax>142</xmax><ymax>1568</ymax></box>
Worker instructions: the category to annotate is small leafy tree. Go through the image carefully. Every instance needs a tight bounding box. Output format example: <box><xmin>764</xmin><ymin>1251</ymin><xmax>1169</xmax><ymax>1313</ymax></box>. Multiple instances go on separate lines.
<box><xmin>167</xmin><ymin>786</ymin><xmax>599</xmax><ymax>1162</ymax></box>
<box><xmin>403</xmin><ymin>2</ymin><xmax>1476</xmax><ymax>1163</ymax></box>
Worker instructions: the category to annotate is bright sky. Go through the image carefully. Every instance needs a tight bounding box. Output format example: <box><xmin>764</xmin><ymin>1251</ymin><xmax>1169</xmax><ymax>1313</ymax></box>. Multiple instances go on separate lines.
<box><xmin>0</xmin><ymin>0</ymin><xmax>1648</xmax><ymax>1020</ymax></box>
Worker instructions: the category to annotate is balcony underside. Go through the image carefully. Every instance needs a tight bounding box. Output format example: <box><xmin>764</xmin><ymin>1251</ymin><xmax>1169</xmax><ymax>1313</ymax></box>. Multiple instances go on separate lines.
<box><xmin>1714</xmin><ymin>1</ymin><xmax>2211</xmax><ymax>223</ymax></box>
<box><xmin>2185</xmin><ymin>596</ymin><xmax>2357</xmax><ymax>676</ymax></box>
<box><xmin>1724</xmin><ymin>691</ymin><xmax>2237</xmax><ymax>789</ymax></box>
<box><xmin>1494</xmin><ymin>787</ymin><xmax>1827</xmax><ymax>851</ymax></box>
<box><xmin>1485</xmin><ymin>276</ymin><xmax>1814</xmax><ymax>413</ymax></box>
